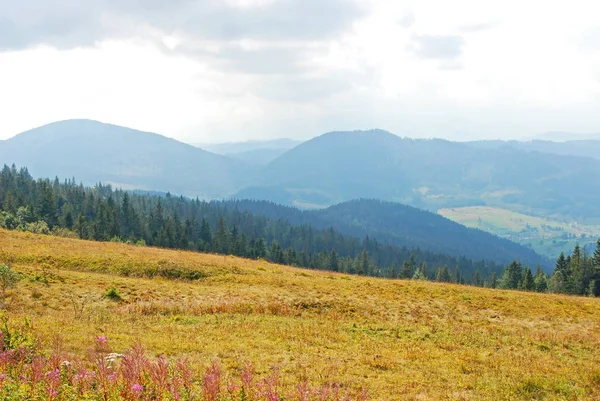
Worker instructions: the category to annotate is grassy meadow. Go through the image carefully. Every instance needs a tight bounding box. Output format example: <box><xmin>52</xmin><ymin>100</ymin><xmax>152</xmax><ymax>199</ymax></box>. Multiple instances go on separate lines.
<box><xmin>1</xmin><ymin>228</ymin><xmax>600</xmax><ymax>400</ymax></box>
<box><xmin>439</xmin><ymin>206</ymin><xmax>600</xmax><ymax>257</ymax></box>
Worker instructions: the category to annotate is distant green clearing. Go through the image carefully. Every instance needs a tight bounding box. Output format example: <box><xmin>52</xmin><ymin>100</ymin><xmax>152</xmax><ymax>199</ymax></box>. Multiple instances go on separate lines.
<box><xmin>439</xmin><ymin>206</ymin><xmax>600</xmax><ymax>257</ymax></box>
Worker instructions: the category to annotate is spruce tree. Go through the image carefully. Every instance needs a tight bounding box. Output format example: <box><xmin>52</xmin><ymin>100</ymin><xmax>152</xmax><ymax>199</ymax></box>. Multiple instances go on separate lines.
<box><xmin>213</xmin><ymin>217</ymin><xmax>230</xmax><ymax>254</ymax></box>
<box><xmin>328</xmin><ymin>250</ymin><xmax>340</xmax><ymax>272</ymax></box>
<box><xmin>436</xmin><ymin>265</ymin><xmax>451</xmax><ymax>282</ymax></box>
<box><xmin>522</xmin><ymin>267</ymin><xmax>534</xmax><ymax>291</ymax></box>
<box><xmin>533</xmin><ymin>266</ymin><xmax>548</xmax><ymax>293</ymax></box>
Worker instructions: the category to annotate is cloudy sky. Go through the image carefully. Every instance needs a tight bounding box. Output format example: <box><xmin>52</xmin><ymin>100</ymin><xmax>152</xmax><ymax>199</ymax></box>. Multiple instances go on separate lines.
<box><xmin>1</xmin><ymin>0</ymin><xmax>599</xmax><ymax>143</ymax></box>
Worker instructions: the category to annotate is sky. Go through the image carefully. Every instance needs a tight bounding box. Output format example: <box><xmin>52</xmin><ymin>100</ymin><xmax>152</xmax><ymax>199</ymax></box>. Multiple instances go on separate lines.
<box><xmin>0</xmin><ymin>0</ymin><xmax>599</xmax><ymax>143</ymax></box>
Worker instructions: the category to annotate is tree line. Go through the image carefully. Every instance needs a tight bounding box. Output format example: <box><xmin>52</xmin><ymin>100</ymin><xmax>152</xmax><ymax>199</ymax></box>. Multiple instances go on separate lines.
<box><xmin>0</xmin><ymin>164</ymin><xmax>598</xmax><ymax>296</ymax></box>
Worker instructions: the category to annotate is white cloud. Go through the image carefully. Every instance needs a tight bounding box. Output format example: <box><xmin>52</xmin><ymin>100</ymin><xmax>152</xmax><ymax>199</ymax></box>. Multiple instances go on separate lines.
<box><xmin>0</xmin><ymin>0</ymin><xmax>599</xmax><ymax>142</ymax></box>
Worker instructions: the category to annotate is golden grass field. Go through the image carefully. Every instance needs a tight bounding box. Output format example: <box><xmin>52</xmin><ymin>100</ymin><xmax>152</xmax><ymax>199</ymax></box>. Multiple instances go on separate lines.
<box><xmin>1</xmin><ymin>228</ymin><xmax>600</xmax><ymax>400</ymax></box>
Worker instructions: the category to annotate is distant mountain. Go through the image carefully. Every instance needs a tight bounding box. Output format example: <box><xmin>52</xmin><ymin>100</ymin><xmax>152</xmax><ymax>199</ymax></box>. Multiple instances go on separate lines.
<box><xmin>534</xmin><ymin>131</ymin><xmax>600</xmax><ymax>142</ymax></box>
<box><xmin>242</xmin><ymin>129</ymin><xmax>600</xmax><ymax>222</ymax></box>
<box><xmin>195</xmin><ymin>138</ymin><xmax>303</xmax><ymax>155</ymax></box>
<box><xmin>232</xmin><ymin>199</ymin><xmax>550</xmax><ymax>270</ymax></box>
<box><xmin>225</xmin><ymin>148</ymin><xmax>291</xmax><ymax>165</ymax></box>
<box><xmin>0</xmin><ymin>120</ymin><xmax>254</xmax><ymax>198</ymax></box>
<box><xmin>5</xmin><ymin>122</ymin><xmax>600</xmax><ymax>225</ymax></box>
<box><xmin>467</xmin><ymin>139</ymin><xmax>600</xmax><ymax>161</ymax></box>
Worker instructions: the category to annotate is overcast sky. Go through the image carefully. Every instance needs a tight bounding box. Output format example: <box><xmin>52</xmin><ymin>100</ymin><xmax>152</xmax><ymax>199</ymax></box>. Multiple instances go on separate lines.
<box><xmin>1</xmin><ymin>0</ymin><xmax>599</xmax><ymax>143</ymax></box>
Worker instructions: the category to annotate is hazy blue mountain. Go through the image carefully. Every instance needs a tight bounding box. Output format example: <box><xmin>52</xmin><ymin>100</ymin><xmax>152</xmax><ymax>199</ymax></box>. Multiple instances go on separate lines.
<box><xmin>467</xmin><ymin>139</ymin><xmax>600</xmax><ymax>160</ymax></box>
<box><xmin>534</xmin><ymin>131</ymin><xmax>600</xmax><ymax>141</ymax></box>
<box><xmin>231</xmin><ymin>199</ymin><xmax>550</xmax><ymax>270</ymax></box>
<box><xmin>0</xmin><ymin>120</ymin><xmax>254</xmax><ymax>198</ymax></box>
<box><xmin>195</xmin><ymin>138</ymin><xmax>303</xmax><ymax>154</ymax></box>
<box><xmin>242</xmin><ymin>130</ymin><xmax>600</xmax><ymax>222</ymax></box>
<box><xmin>225</xmin><ymin>148</ymin><xmax>291</xmax><ymax>165</ymax></box>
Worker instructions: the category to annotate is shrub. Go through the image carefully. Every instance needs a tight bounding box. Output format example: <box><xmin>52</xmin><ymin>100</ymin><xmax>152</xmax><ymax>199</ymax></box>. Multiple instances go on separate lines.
<box><xmin>105</xmin><ymin>287</ymin><xmax>122</xmax><ymax>301</ymax></box>
<box><xmin>0</xmin><ymin>211</ymin><xmax>17</xmax><ymax>229</ymax></box>
<box><xmin>24</xmin><ymin>221</ymin><xmax>50</xmax><ymax>235</ymax></box>
<box><xmin>0</xmin><ymin>264</ymin><xmax>19</xmax><ymax>308</ymax></box>
<box><xmin>51</xmin><ymin>227</ymin><xmax>79</xmax><ymax>239</ymax></box>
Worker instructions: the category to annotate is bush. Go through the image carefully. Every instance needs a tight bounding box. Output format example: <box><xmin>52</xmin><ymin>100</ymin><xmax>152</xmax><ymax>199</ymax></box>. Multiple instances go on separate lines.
<box><xmin>51</xmin><ymin>227</ymin><xmax>79</xmax><ymax>239</ymax></box>
<box><xmin>0</xmin><ymin>264</ymin><xmax>19</xmax><ymax>308</ymax></box>
<box><xmin>0</xmin><ymin>211</ymin><xmax>17</xmax><ymax>230</ymax></box>
<box><xmin>24</xmin><ymin>221</ymin><xmax>50</xmax><ymax>235</ymax></box>
<box><xmin>105</xmin><ymin>287</ymin><xmax>122</xmax><ymax>301</ymax></box>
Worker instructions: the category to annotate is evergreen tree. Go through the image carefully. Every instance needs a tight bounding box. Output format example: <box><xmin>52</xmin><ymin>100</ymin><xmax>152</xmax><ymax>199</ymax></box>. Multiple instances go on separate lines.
<box><xmin>522</xmin><ymin>267</ymin><xmax>534</xmax><ymax>291</ymax></box>
<box><xmin>328</xmin><ymin>250</ymin><xmax>340</xmax><ymax>272</ymax></box>
<box><xmin>533</xmin><ymin>266</ymin><xmax>548</xmax><ymax>293</ymax></box>
<box><xmin>436</xmin><ymin>265</ymin><xmax>451</xmax><ymax>283</ymax></box>
<box><xmin>590</xmin><ymin>240</ymin><xmax>600</xmax><ymax>296</ymax></box>
<box><xmin>499</xmin><ymin>261</ymin><xmax>523</xmax><ymax>289</ymax></box>
<box><xmin>399</xmin><ymin>257</ymin><xmax>415</xmax><ymax>279</ymax></box>
<box><xmin>473</xmin><ymin>270</ymin><xmax>481</xmax><ymax>287</ymax></box>
<box><xmin>213</xmin><ymin>217</ymin><xmax>230</xmax><ymax>254</ymax></box>
<box><xmin>199</xmin><ymin>218</ymin><xmax>212</xmax><ymax>251</ymax></box>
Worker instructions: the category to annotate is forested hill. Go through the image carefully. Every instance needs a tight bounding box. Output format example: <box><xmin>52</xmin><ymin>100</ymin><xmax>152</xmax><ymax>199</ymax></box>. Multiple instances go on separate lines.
<box><xmin>249</xmin><ymin>129</ymin><xmax>600</xmax><ymax>221</ymax></box>
<box><xmin>231</xmin><ymin>199</ymin><xmax>549</xmax><ymax>270</ymax></box>
<box><xmin>5</xmin><ymin>121</ymin><xmax>600</xmax><ymax>224</ymax></box>
<box><xmin>0</xmin><ymin>165</ymin><xmax>507</xmax><ymax>282</ymax></box>
<box><xmin>0</xmin><ymin>119</ymin><xmax>254</xmax><ymax>198</ymax></box>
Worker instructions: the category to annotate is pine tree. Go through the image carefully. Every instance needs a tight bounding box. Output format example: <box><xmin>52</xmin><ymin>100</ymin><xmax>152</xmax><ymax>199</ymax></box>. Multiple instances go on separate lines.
<box><xmin>199</xmin><ymin>218</ymin><xmax>212</xmax><ymax>251</ymax></box>
<box><xmin>355</xmin><ymin>250</ymin><xmax>370</xmax><ymax>276</ymax></box>
<box><xmin>488</xmin><ymin>272</ymin><xmax>497</xmax><ymax>289</ymax></box>
<box><xmin>328</xmin><ymin>250</ymin><xmax>340</xmax><ymax>272</ymax></box>
<box><xmin>533</xmin><ymin>266</ymin><xmax>548</xmax><ymax>293</ymax></box>
<box><xmin>555</xmin><ymin>252</ymin><xmax>568</xmax><ymax>275</ymax></box>
<box><xmin>548</xmin><ymin>269</ymin><xmax>565</xmax><ymax>293</ymax></box>
<box><xmin>590</xmin><ymin>239</ymin><xmax>600</xmax><ymax>296</ymax></box>
<box><xmin>399</xmin><ymin>258</ymin><xmax>415</xmax><ymax>279</ymax></box>
<box><xmin>412</xmin><ymin>264</ymin><xmax>427</xmax><ymax>280</ymax></box>
<box><xmin>254</xmin><ymin>237</ymin><xmax>267</xmax><ymax>259</ymax></box>
<box><xmin>436</xmin><ymin>265</ymin><xmax>451</xmax><ymax>282</ymax></box>
<box><xmin>522</xmin><ymin>267</ymin><xmax>534</xmax><ymax>291</ymax></box>
<box><xmin>500</xmin><ymin>261</ymin><xmax>523</xmax><ymax>289</ymax></box>
<box><xmin>473</xmin><ymin>271</ymin><xmax>481</xmax><ymax>287</ymax></box>
<box><xmin>230</xmin><ymin>225</ymin><xmax>239</xmax><ymax>255</ymax></box>
<box><xmin>213</xmin><ymin>217</ymin><xmax>230</xmax><ymax>254</ymax></box>
<box><xmin>567</xmin><ymin>244</ymin><xmax>585</xmax><ymax>295</ymax></box>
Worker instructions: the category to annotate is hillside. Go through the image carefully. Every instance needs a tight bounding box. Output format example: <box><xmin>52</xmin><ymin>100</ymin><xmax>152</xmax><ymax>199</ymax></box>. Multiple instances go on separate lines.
<box><xmin>1</xmin><ymin>229</ymin><xmax>599</xmax><ymax>400</ymax></box>
<box><xmin>249</xmin><ymin>130</ymin><xmax>600</xmax><ymax>222</ymax></box>
<box><xmin>439</xmin><ymin>206</ymin><xmax>600</xmax><ymax>257</ymax></box>
<box><xmin>232</xmin><ymin>199</ymin><xmax>550</xmax><ymax>270</ymax></box>
<box><xmin>467</xmin><ymin>139</ymin><xmax>600</xmax><ymax>161</ymax></box>
<box><xmin>0</xmin><ymin>166</ymin><xmax>513</xmax><ymax>281</ymax></box>
<box><xmin>0</xmin><ymin>120</ymin><xmax>254</xmax><ymax>198</ymax></box>
<box><xmin>4</xmin><ymin>121</ymin><xmax>600</xmax><ymax>226</ymax></box>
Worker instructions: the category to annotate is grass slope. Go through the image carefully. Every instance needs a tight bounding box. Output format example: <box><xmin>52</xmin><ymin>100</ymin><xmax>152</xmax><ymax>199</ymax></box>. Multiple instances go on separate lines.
<box><xmin>1</xmin><ymin>229</ymin><xmax>599</xmax><ymax>400</ymax></box>
<box><xmin>439</xmin><ymin>206</ymin><xmax>600</xmax><ymax>256</ymax></box>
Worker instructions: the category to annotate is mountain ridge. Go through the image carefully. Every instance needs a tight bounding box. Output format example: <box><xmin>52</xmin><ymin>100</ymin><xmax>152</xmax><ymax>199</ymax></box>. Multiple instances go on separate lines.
<box><xmin>0</xmin><ymin>119</ymin><xmax>256</xmax><ymax>198</ymax></box>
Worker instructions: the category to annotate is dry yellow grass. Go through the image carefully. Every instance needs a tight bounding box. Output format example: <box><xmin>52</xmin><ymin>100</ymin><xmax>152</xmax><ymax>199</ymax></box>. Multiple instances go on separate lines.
<box><xmin>1</xmin><ymin>228</ymin><xmax>600</xmax><ymax>400</ymax></box>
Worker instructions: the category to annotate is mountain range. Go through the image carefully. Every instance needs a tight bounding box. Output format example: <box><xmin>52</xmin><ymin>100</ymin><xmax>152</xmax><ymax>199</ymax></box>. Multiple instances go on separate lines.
<box><xmin>194</xmin><ymin>138</ymin><xmax>302</xmax><ymax>165</ymax></box>
<box><xmin>3</xmin><ymin>120</ymin><xmax>600</xmax><ymax>225</ymax></box>
<box><xmin>0</xmin><ymin>120</ymin><xmax>253</xmax><ymax>198</ymax></box>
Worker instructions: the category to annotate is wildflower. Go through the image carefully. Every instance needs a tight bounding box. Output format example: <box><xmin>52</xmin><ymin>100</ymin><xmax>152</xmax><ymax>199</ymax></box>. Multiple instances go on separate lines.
<box><xmin>132</xmin><ymin>383</ymin><xmax>144</xmax><ymax>396</ymax></box>
<box><xmin>96</xmin><ymin>336</ymin><xmax>108</xmax><ymax>344</ymax></box>
<box><xmin>104</xmin><ymin>352</ymin><xmax>124</xmax><ymax>367</ymax></box>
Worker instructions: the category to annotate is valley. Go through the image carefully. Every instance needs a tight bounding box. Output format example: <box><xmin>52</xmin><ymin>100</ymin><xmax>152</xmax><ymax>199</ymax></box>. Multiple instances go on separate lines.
<box><xmin>439</xmin><ymin>206</ymin><xmax>600</xmax><ymax>257</ymax></box>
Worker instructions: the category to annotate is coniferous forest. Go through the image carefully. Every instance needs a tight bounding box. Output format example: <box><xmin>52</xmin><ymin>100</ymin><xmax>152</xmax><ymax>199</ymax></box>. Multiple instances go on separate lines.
<box><xmin>1</xmin><ymin>164</ymin><xmax>599</xmax><ymax>296</ymax></box>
